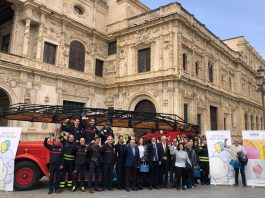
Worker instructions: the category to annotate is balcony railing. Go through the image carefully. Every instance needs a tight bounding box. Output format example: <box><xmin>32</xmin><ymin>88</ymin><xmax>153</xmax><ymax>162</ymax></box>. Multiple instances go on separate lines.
<box><xmin>0</xmin><ymin>52</ymin><xmax>105</xmax><ymax>84</ymax></box>
<box><xmin>128</xmin><ymin>8</ymin><xmax>160</xmax><ymax>27</ymax></box>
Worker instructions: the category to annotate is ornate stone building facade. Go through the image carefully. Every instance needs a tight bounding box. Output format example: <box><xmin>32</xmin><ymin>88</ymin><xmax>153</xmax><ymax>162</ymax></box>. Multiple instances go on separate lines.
<box><xmin>0</xmin><ymin>0</ymin><xmax>264</xmax><ymax>140</ymax></box>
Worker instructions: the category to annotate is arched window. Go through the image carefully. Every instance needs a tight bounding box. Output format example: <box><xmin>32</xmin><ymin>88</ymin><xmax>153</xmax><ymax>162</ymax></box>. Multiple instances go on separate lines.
<box><xmin>69</xmin><ymin>40</ymin><xmax>85</xmax><ymax>71</ymax></box>
<box><xmin>183</xmin><ymin>53</ymin><xmax>187</xmax><ymax>71</ymax></box>
<box><xmin>208</xmin><ymin>62</ymin><xmax>213</xmax><ymax>83</ymax></box>
<box><xmin>0</xmin><ymin>88</ymin><xmax>11</xmax><ymax>126</ymax></box>
<box><xmin>244</xmin><ymin>114</ymin><xmax>248</xmax><ymax>130</ymax></box>
<box><xmin>195</xmin><ymin>61</ymin><xmax>199</xmax><ymax>76</ymax></box>
<box><xmin>134</xmin><ymin>100</ymin><xmax>156</xmax><ymax>113</ymax></box>
<box><xmin>134</xmin><ymin>100</ymin><xmax>156</xmax><ymax>135</ymax></box>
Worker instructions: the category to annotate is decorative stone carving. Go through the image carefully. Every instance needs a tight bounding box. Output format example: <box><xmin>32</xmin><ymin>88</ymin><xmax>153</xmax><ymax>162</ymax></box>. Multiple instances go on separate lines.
<box><xmin>163</xmin><ymin>99</ymin><xmax>168</xmax><ymax>107</ymax></box>
<box><xmin>62</xmin><ymin>82</ymin><xmax>93</xmax><ymax>97</ymax></box>
<box><xmin>105</xmin><ymin>61</ymin><xmax>116</xmax><ymax>74</ymax></box>
<box><xmin>9</xmin><ymin>80</ymin><xmax>17</xmax><ymax>88</ymax></box>
<box><xmin>153</xmin><ymin>90</ymin><xmax>160</xmax><ymax>97</ymax></box>
<box><xmin>40</xmin><ymin>76</ymin><xmax>57</xmax><ymax>86</ymax></box>
<box><xmin>24</xmin><ymin>89</ymin><xmax>31</xmax><ymax>104</ymax></box>
<box><xmin>44</xmin><ymin>96</ymin><xmax>50</xmax><ymax>103</ymax></box>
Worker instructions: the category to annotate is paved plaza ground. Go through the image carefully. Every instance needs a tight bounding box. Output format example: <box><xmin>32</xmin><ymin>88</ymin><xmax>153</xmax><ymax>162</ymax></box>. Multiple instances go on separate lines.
<box><xmin>0</xmin><ymin>179</ymin><xmax>263</xmax><ymax>198</ymax></box>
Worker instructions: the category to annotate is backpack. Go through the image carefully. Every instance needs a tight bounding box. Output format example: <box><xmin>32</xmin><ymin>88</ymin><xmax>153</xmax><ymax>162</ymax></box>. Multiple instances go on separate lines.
<box><xmin>237</xmin><ymin>151</ymin><xmax>248</xmax><ymax>165</ymax></box>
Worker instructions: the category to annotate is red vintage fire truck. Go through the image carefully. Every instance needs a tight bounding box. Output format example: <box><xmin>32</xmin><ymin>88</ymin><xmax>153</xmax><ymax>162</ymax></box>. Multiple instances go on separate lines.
<box><xmin>0</xmin><ymin>103</ymin><xmax>200</xmax><ymax>190</ymax></box>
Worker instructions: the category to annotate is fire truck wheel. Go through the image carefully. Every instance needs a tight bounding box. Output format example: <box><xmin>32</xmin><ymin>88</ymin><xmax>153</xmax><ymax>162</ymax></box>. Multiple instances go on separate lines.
<box><xmin>14</xmin><ymin>161</ymin><xmax>40</xmax><ymax>190</ymax></box>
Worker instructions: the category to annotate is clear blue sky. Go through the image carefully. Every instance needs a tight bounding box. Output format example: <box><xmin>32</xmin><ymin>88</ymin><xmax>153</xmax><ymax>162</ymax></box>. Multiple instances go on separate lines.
<box><xmin>141</xmin><ymin>0</ymin><xmax>265</xmax><ymax>60</ymax></box>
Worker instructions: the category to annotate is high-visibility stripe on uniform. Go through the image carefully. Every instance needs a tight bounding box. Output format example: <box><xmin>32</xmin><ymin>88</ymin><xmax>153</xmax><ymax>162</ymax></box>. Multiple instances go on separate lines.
<box><xmin>199</xmin><ymin>156</ymin><xmax>209</xmax><ymax>162</ymax></box>
<box><xmin>59</xmin><ymin>182</ymin><xmax>65</xmax><ymax>188</ymax></box>
<box><xmin>67</xmin><ymin>181</ymin><xmax>72</xmax><ymax>186</ymax></box>
<box><xmin>64</xmin><ymin>157</ymin><xmax>75</xmax><ymax>161</ymax></box>
<box><xmin>199</xmin><ymin>156</ymin><xmax>209</xmax><ymax>159</ymax></box>
<box><xmin>64</xmin><ymin>154</ymin><xmax>75</xmax><ymax>160</ymax></box>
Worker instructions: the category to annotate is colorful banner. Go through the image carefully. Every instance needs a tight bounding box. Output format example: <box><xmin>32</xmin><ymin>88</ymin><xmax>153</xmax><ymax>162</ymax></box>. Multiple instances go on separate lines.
<box><xmin>206</xmin><ymin>130</ymin><xmax>234</xmax><ymax>185</ymax></box>
<box><xmin>242</xmin><ymin>130</ymin><xmax>265</xmax><ymax>187</ymax></box>
<box><xmin>0</xmin><ymin>127</ymin><xmax>22</xmax><ymax>191</ymax></box>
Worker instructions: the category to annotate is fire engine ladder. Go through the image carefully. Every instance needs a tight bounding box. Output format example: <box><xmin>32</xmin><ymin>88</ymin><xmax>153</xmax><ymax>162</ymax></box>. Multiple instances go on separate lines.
<box><xmin>0</xmin><ymin>103</ymin><xmax>200</xmax><ymax>133</ymax></box>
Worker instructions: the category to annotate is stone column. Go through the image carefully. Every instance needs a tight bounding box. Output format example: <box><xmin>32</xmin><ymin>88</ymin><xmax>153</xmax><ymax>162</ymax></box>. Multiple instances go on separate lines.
<box><xmin>59</xmin><ymin>22</ymin><xmax>66</xmax><ymax>67</ymax></box>
<box><xmin>9</xmin><ymin>5</ymin><xmax>18</xmax><ymax>54</ymax></box>
<box><xmin>159</xmin><ymin>36</ymin><xmax>163</xmax><ymax>70</ymax></box>
<box><xmin>22</xmin><ymin>19</ymin><xmax>31</xmax><ymax>56</ymax></box>
<box><xmin>93</xmin><ymin>0</ymin><xmax>96</xmax><ymax>28</ymax></box>
<box><xmin>233</xmin><ymin>64</ymin><xmax>241</xmax><ymax>94</ymax></box>
<box><xmin>36</xmin><ymin>13</ymin><xmax>45</xmax><ymax>60</ymax></box>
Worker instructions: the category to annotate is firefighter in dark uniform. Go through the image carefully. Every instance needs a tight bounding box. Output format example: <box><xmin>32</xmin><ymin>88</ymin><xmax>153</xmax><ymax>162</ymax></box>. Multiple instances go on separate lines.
<box><xmin>198</xmin><ymin>140</ymin><xmax>210</xmax><ymax>185</ymax></box>
<box><xmin>61</xmin><ymin>118</ymin><xmax>83</xmax><ymax>142</ymax></box>
<box><xmin>100</xmin><ymin>135</ymin><xmax>116</xmax><ymax>191</ymax></box>
<box><xmin>115</xmin><ymin>135</ymin><xmax>125</xmax><ymax>189</ymax></box>
<box><xmin>44</xmin><ymin>136</ymin><xmax>64</xmax><ymax>194</ymax></box>
<box><xmin>87</xmin><ymin>137</ymin><xmax>102</xmax><ymax>193</ymax></box>
<box><xmin>99</xmin><ymin>123</ymin><xmax>115</xmax><ymax>145</ymax></box>
<box><xmin>72</xmin><ymin>138</ymin><xmax>88</xmax><ymax>192</ymax></box>
<box><xmin>59</xmin><ymin>134</ymin><xmax>76</xmax><ymax>191</ymax></box>
<box><xmin>81</xmin><ymin>118</ymin><xmax>100</xmax><ymax>144</ymax></box>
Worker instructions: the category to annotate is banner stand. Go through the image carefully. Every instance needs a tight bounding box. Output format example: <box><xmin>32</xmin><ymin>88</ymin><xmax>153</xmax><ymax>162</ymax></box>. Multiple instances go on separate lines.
<box><xmin>206</xmin><ymin>130</ymin><xmax>235</xmax><ymax>185</ymax></box>
<box><xmin>243</xmin><ymin>130</ymin><xmax>265</xmax><ymax>188</ymax></box>
<box><xmin>0</xmin><ymin>127</ymin><xmax>22</xmax><ymax>192</ymax></box>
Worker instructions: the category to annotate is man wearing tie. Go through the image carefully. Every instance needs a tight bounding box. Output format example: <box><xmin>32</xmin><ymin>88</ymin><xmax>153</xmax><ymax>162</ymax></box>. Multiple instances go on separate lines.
<box><xmin>158</xmin><ymin>136</ymin><xmax>170</xmax><ymax>188</ymax></box>
<box><xmin>124</xmin><ymin>138</ymin><xmax>140</xmax><ymax>191</ymax></box>
<box><xmin>147</xmin><ymin>137</ymin><xmax>161</xmax><ymax>189</ymax></box>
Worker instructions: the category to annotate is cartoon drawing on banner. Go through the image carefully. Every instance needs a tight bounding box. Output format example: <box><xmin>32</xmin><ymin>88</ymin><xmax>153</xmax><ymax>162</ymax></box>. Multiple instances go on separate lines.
<box><xmin>209</xmin><ymin>141</ymin><xmax>234</xmax><ymax>184</ymax></box>
<box><xmin>0</xmin><ymin>140</ymin><xmax>14</xmax><ymax>191</ymax></box>
<box><xmin>244</xmin><ymin>138</ymin><xmax>265</xmax><ymax>180</ymax></box>
<box><xmin>253</xmin><ymin>161</ymin><xmax>263</xmax><ymax>178</ymax></box>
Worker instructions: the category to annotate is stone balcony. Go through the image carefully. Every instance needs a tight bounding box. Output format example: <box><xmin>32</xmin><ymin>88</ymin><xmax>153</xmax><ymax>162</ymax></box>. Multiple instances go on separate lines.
<box><xmin>106</xmin><ymin>3</ymin><xmax>181</xmax><ymax>34</ymax></box>
<box><xmin>0</xmin><ymin>52</ymin><xmax>105</xmax><ymax>85</ymax></box>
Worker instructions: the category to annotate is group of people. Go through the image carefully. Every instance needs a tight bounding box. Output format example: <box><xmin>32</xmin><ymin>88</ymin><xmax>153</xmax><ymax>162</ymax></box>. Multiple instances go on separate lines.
<box><xmin>44</xmin><ymin>117</ymin><xmax>246</xmax><ymax>194</ymax></box>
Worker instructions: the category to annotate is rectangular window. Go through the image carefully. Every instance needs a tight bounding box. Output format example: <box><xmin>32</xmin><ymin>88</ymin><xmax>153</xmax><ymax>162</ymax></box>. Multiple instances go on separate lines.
<box><xmin>184</xmin><ymin>104</ymin><xmax>189</xmax><ymax>122</ymax></box>
<box><xmin>95</xmin><ymin>59</ymin><xmax>104</xmax><ymax>77</ymax></box>
<box><xmin>210</xmin><ymin>106</ymin><xmax>218</xmax><ymax>130</ymax></box>
<box><xmin>224</xmin><ymin>117</ymin><xmax>226</xmax><ymax>130</ymax></box>
<box><xmin>197</xmin><ymin>114</ymin><xmax>201</xmax><ymax>130</ymax></box>
<box><xmin>1</xmin><ymin>34</ymin><xmax>10</xmax><ymax>52</ymax></box>
<box><xmin>43</xmin><ymin>42</ymin><xmax>57</xmax><ymax>65</ymax></box>
<box><xmin>108</xmin><ymin>41</ymin><xmax>117</xmax><ymax>55</ymax></box>
<box><xmin>63</xmin><ymin>100</ymin><xmax>85</xmax><ymax>109</ymax></box>
<box><xmin>138</xmin><ymin>48</ymin><xmax>151</xmax><ymax>73</ymax></box>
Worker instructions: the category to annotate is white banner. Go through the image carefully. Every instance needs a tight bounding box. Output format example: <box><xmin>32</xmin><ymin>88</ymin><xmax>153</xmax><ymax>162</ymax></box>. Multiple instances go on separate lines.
<box><xmin>242</xmin><ymin>130</ymin><xmax>265</xmax><ymax>187</ymax></box>
<box><xmin>0</xmin><ymin>127</ymin><xmax>22</xmax><ymax>191</ymax></box>
<box><xmin>206</xmin><ymin>130</ymin><xmax>234</xmax><ymax>185</ymax></box>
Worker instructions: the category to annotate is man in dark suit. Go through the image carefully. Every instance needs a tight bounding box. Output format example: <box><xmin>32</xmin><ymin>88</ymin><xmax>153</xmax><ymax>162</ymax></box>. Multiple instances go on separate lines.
<box><xmin>157</xmin><ymin>136</ymin><xmax>171</xmax><ymax>188</ymax></box>
<box><xmin>124</xmin><ymin>138</ymin><xmax>140</xmax><ymax>191</ymax></box>
<box><xmin>147</xmin><ymin>137</ymin><xmax>162</xmax><ymax>189</ymax></box>
<box><xmin>115</xmin><ymin>135</ymin><xmax>125</xmax><ymax>189</ymax></box>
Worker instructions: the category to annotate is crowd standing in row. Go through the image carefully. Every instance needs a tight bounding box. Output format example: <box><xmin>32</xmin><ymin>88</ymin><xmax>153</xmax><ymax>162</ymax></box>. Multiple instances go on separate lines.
<box><xmin>44</xmin><ymin>118</ymin><xmax>245</xmax><ymax>194</ymax></box>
